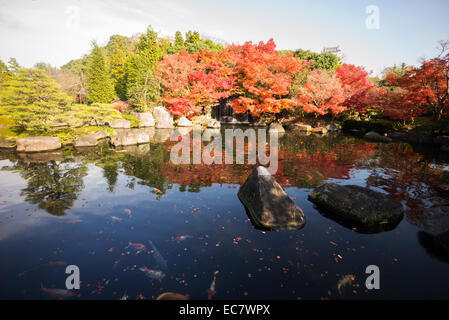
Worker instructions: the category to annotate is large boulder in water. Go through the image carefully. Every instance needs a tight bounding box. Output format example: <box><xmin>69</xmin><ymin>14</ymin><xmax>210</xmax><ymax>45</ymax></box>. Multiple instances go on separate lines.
<box><xmin>308</xmin><ymin>183</ymin><xmax>404</xmax><ymax>227</ymax></box>
<box><xmin>238</xmin><ymin>166</ymin><xmax>306</xmax><ymax>230</ymax></box>
<box><xmin>16</xmin><ymin>136</ymin><xmax>61</xmax><ymax>152</ymax></box>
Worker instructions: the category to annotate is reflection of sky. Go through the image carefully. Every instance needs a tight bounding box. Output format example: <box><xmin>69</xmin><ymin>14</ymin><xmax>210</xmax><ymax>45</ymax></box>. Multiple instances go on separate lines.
<box><xmin>0</xmin><ymin>160</ymin><xmax>53</xmax><ymax>240</ymax></box>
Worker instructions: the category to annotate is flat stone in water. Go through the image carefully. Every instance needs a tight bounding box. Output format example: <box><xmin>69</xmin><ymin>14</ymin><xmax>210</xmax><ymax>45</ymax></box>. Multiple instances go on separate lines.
<box><xmin>238</xmin><ymin>166</ymin><xmax>306</xmax><ymax>231</ymax></box>
<box><xmin>308</xmin><ymin>183</ymin><xmax>404</xmax><ymax>227</ymax></box>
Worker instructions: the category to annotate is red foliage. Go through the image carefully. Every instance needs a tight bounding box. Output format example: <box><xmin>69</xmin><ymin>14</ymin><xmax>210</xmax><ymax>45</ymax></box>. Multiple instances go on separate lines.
<box><xmin>157</xmin><ymin>50</ymin><xmax>234</xmax><ymax>118</ymax></box>
<box><xmin>296</xmin><ymin>69</ymin><xmax>348</xmax><ymax>115</ymax></box>
<box><xmin>336</xmin><ymin>64</ymin><xmax>374</xmax><ymax>113</ymax></box>
<box><xmin>383</xmin><ymin>54</ymin><xmax>449</xmax><ymax>120</ymax></box>
<box><xmin>227</xmin><ymin>39</ymin><xmax>308</xmax><ymax>116</ymax></box>
<box><xmin>111</xmin><ymin>100</ymin><xmax>131</xmax><ymax>113</ymax></box>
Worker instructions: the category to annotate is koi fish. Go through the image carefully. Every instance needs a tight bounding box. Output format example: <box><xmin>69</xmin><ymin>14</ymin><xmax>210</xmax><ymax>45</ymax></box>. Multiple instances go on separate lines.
<box><xmin>337</xmin><ymin>274</ymin><xmax>355</xmax><ymax>295</ymax></box>
<box><xmin>156</xmin><ymin>292</ymin><xmax>188</xmax><ymax>300</ymax></box>
<box><xmin>120</xmin><ymin>289</ymin><xmax>128</xmax><ymax>300</ymax></box>
<box><xmin>111</xmin><ymin>216</ymin><xmax>123</xmax><ymax>222</ymax></box>
<box><xmin>65</xmin><ymin>219</ymin><xmax>82</xmax><ymax>224</ymax></box>
<box><xmin>139</xmin><ymin>266</ymin><xmax>166</xmax><ymax>282</ymax></box>
<box><xmin>18</xmin><ymin>260</ymin><xmax>67</xmax><ymax>277</ymax></box>
<box><xmin>41</xmin><ymin>283</ymin><xmax>74</xmax><ymax>299</ymax></box>
<box><xmin>148</xmin><ymin>240</ymin><xmax>168</xmax><ymax>270</ymax></box>
<box><xmin>208</xmin><ymin>271</ymin><xmax>219</xmax><ymax>300</ymax></box>
<box><xmin>172</xmin><ymin>235</ymin><xmax>193</xmax><ymax>243</ymax></box>
<box><xmin>125</xmin><ymin>242</ymin><xmax>146</xmax><ymax>253</ymax></box>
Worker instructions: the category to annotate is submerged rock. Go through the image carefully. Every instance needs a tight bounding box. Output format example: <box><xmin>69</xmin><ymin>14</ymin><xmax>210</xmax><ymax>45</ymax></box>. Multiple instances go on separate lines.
<box><xmin>238</xmin><ymin>166</ymin><xmax>306</xmax><ymax>230</ymax></box>
<box><xmin>110</xmin><ymin>130</ymin><xmax>150</xmax><ymax>147</ymax></box>
<box><xmin>308</xmin><ymin>183</ymin><xmax>404</xmax><ymax>227</ymax></box>
<box><xmin>16</xmin><ymin>136</ymin><xmax>61</xmax><ymax>152</ymax></box>
<box><xmin>364</xmin><ymin>131</ymin><xmax>392</xmax><ymax>142</ymax></box>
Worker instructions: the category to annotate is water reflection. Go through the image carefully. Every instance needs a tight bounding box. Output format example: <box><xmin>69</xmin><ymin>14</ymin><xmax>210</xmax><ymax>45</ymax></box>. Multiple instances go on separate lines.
<box><xmin>1</xmin><ymin>128</ymin><xmax>448</xmax><ymax>227</ymax></box>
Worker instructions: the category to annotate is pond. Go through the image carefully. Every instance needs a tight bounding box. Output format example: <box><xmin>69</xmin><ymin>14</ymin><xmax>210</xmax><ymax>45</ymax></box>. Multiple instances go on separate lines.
<box><xmin>1</xmin><ymin>126</ymin><xmax>449</xmax><ymax>300</ymax></box>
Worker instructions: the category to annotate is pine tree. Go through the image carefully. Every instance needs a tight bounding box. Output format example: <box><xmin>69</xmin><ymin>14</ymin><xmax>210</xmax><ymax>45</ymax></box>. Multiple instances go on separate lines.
<box><xmin>125</xmin><ymin>26</ymin><xmax>163</xmax><ymax>111</ymax></box>
<box><xmin>105</xmin><ymin>35</ymin><xmax>132</xmax><ymax>100</ymax></box>
<box><xmin>167</xmin><ymin>31</ymin><xmax>186</xmax><ymax>54</ymax></box>
<box><xmin>0</xmin><ymin>68</ymin><xmax>72</xmax><ymax>130</ymax></box>
<box><xmin>87</xmin><ymin>42</ymin><xmax>115</xmax><ymax>104</ymax></box>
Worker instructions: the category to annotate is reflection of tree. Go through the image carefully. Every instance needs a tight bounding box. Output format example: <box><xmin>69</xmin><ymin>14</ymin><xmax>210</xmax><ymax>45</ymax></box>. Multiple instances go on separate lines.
<box><xmin>15</xmin><ymin>160</ymin><xmax>87</xmax><ymax>216</ymax></box>
<box><xmin>120</xmin><ymin>144</ymin><xmax>172</xmax><ymax>198</ymax></box>
<box><xmin>418</xmin><ymin>231</ymin><xmax>449</xmax><ymax>264</ymax></box>
<box><xmin>276</xmin><ymin>134</ymin><xmax>375</xmax><ymax>188</ymax></box>
<box><xmin>364</xmin><ymin>143</ymin><xmax>449</xmax><ymax>235</ymax></box>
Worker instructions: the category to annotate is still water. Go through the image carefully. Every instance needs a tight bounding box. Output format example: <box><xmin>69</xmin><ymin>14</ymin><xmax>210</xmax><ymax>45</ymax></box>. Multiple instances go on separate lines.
<box><xmin>0</xmin><ymin>127</ymin><xmax>449</xmax><ymax>300</ymax></box>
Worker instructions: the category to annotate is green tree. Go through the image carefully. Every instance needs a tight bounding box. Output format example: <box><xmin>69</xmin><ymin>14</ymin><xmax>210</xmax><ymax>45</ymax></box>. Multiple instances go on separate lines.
<box><xmin>87</xmin><ymin>42</ymin><xmax>115</xmax><ymax>104</ymax></box>
<box><xmin>295</xmin><ymin>49</ymin><xmax>341</xmax><ymax>71</ymax></box>
<box><xmin>105</xmin><ymin>35</ymin><xmax>132</xmax><ymax>100</ymax></box>
<box><xmin>0</xmin><ymin>68</ymin><xmax>72</xmax><ymax>130</ymax></box>
<box><xmin>124</xmin><ymin>26</ymin><xmax>163</xmax><ymax>110</ymax></box>
<box><xmin>8</xmin><ymin>58</ymin><xmax>21</xmax><ymax>74</ymax></box>
<box><xmin>184</xmin><ymin>30</ymin><xmax>223</xmax><ymax>54</ymax></box>
<box><xmin>168</xmin><ymin>31</ymin><xmax>186</xmax><ymax>54</ymax></box>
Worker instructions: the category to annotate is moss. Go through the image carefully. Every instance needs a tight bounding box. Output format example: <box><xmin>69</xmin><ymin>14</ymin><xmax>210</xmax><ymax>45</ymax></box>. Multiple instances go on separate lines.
<box><xmin>121</xmin><ymin>113</ymin><xmax>140</xmax><ymax>128</ymax></box>
<box><xmin>0</xmin><ymin>115</ymin><xmax>14</xmax><ymax>126</ymax></box>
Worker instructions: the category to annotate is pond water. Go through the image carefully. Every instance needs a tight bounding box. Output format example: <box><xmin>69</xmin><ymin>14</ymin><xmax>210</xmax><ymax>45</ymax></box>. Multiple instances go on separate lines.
<box><xmin>1</xmin><ymin>127</ymin><xmax>449</xmax><ymax>300</ymax></box>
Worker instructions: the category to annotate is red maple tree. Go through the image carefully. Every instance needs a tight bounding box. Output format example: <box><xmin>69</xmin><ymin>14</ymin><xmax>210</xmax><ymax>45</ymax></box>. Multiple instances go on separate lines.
<box><xmin>296</xmin><ymin>69</ymin><xmax>348</xmax><ymax>115</ymax></box>
<box><xmin>384</xmin><ymin>54</ymin><xmax>449</xmax><ymax>120</ymax></box>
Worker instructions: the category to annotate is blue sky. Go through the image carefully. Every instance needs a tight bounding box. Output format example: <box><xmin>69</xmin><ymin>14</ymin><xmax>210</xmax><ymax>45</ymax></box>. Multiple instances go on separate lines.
<box><xmin>0</xmin><ymin>0</ymin><xmax>448</xmax><ymax>75</ymax></box>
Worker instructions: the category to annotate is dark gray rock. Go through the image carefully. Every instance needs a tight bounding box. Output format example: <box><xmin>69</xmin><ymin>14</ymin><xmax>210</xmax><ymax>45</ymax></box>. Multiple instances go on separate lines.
<box><xmin>308</xmin><ymin>183</ymin><xmax>404</xmax><ymax>226</ymax></box>
<box><xmin>364</xmin><ymin>131</ymin><xmax>392</xmax><ymax>142</ymax></box>
<box><xmin>238</xmin><ymin>166</ymin><xmax>306</xmax><ymax>230</ymax></box>
<box><xmin>16</xmin><ymin>136</ymin><xmax>61</xmax><ymax>152</ymax></box>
